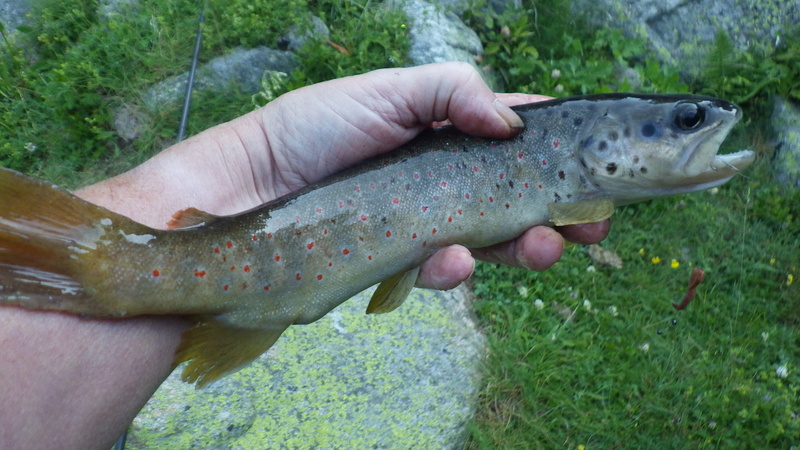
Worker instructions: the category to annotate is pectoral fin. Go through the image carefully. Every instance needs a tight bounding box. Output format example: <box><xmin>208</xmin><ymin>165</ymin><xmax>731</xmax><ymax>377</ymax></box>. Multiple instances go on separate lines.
<box><xmin>167</xmin><ymin>207</ymin><xmax>221</xmax><ymax>230</ymax></box>
<box><xmin>366</xmin><ymin>266</ymin><xmax>420</xmax><ymax>314</ymax></box>
<box><xmin>174</xmin><ymin>317</ymin><xmax>286</xmax><ymax>388</ymax></box>
<box><xmin>547</xmin><ymin>198</ymin><xmax>615</xmax><ymax>226</ymax></box>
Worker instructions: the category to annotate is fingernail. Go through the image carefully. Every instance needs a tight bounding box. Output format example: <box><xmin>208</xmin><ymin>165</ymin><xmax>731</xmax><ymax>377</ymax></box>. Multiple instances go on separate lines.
<box><xmin>493</xmin><ymin>98</ymin><xmax>524</xmax><ymax>130</ymax></box>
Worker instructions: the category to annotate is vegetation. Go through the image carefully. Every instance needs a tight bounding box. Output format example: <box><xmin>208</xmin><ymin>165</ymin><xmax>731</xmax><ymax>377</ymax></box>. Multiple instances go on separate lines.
<box><xmin>1</xmin><ymin>0</ymin><xmax>798</xmax><ymax>447</ymax></box>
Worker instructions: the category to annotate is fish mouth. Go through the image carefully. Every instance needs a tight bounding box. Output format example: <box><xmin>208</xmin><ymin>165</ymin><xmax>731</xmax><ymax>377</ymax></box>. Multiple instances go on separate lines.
<box><xmin>679</xmin><ymin>115</ymin><xmax>755</xmax><ymax>188</ymax></box>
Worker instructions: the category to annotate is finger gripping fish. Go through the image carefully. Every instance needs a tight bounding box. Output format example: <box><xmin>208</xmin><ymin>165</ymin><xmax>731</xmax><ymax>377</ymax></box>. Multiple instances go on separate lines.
<box><xmin>0</xmin><ymin>94</ymin><xmax>755</xmax><ymax>386</ymax></box>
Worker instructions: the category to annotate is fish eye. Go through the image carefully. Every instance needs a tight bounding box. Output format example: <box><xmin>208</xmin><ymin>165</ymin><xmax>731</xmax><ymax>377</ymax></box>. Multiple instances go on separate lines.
<box><xmin>673</xmin><ymin>103</ymin><xmax>705</xmax><ymax>131</ymax></box>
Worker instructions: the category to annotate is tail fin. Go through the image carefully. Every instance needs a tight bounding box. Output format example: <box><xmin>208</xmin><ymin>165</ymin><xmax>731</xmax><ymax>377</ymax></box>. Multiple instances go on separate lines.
<box><xmin>0</xmin><ymin>168</ymin><xmax>127</xmax><ymax>313</ymax></box>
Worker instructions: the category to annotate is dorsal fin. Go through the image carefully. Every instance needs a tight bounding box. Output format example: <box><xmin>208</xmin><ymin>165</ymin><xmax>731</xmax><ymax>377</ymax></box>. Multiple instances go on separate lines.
<box><xmin>167</xmin><ymin>207</ymin><xmax>220</xmax><ymax>230</ymax></box>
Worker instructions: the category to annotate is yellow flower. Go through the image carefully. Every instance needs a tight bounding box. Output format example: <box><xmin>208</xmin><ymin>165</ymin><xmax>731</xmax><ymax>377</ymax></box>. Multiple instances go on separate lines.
<box><xmin>651</xmin><ymin>256</ymin><xmax>661</xmax><ymax>264</ymax></box>
<box><xmin>578</xmin><ymin>446</ymin><xmax>586</xmax><ymax>450</ymax></box>
<box><xmin>671</xmin><ymin>259</ymin><xmax>680</xmax><ymax>269</ymax></box>
<box><xmin>639</xmin><ymin>248</ymin><xmax>646</xmax><ymax>256</ymax></box>
<box><xmin>789</xmin><ymin>274</ymin><xmax>794</xmax><ymax>286</ymax></box>
<box><xmin>770</xmin><ymin>258</ymin><xmax>776</xmax><ymax>265</ymax></box>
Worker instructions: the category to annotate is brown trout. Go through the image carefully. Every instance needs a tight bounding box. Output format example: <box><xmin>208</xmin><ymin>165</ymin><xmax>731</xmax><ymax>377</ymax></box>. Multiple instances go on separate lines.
<box><xmin>0</xmin><ymin>94</ymin><xmax>755</xmax><ymax>386</ymax></box>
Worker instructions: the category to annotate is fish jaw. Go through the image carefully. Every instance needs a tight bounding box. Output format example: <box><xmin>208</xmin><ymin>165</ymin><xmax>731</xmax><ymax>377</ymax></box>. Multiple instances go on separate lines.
<box><xmin>575</xmin><ymin>95</ymin><xmax>756</xmax><ymax>204</ymax></box>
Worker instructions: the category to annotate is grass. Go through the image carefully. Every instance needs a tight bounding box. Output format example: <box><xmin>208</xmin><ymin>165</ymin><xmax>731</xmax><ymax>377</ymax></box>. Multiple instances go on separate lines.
<box><xmin>467</xmin><ymin>156</ymin><xmax>800</xmax><ymax>447</ymax></box>
<box><xmin>1</xmin><ymin>0</ymin><xmax>798</xmax><ymax>447</ymax></box>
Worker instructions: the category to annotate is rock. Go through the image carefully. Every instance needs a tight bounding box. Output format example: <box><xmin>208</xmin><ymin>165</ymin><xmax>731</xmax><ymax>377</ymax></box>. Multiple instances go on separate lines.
<box><xmin>0</xmin><ymin>0</ymin><xmax>31</xmax><ymax>33</ymax></box>
<box><xmin>389</xmin><ymin>1</ymin><xmax>481</xmax><ymax>65</ymax></box>
<box><xmin>142</xmin><ymin>47</ymin><xmax>297</xmax><ymax>110</ymax></box>
<box><xmin>277</xmin><ymin>15</ymin><xmax>330</xmax><ymax>52</ymax></box>
<box><xmin>112</xmin><ymin>104</ymin><xmax>149</xmax><ymax>142</ymax></box>
<box><xmin>772</xmin><ymin>97</ymin><xmax>800</xmax><ymax>188</ymax></box>
<box><xmin>128</xmin><ymin>285</ymin><xmax>486</xmax><ymax>448</ymax></box>
<box><xmin>571</xmin><ymin>0</ymin><xmax>800</xmax><ymax>78</ymax></box>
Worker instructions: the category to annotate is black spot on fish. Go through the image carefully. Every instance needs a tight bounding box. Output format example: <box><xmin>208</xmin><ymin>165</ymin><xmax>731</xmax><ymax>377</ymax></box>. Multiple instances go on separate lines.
<box><xmin>632</xmin><ymin>156</ymin><xmax>640</xmax><ymax>164</ymax></box>
<box><xmin>624</xmin><ymin>127</ymin><xmax>631</xmax><ymax>137</ymax></box>
<box><xmin>606</xmin><ymin>163</ymin><xmax>618</xmax><ymax>175</ymax></box>
<box><xmin>541</xmin><ymin>129</ymin><xmax>549</xmax><ymax>141</ymax></box>
<box><xmin>590</xmin><ymin>168</ymin><xmax>597</xmax><ymax>176</ymax></box>
<box><xmin>581</xmin><ymin>136</ymin><xmax>594</xmax><ymax>149</ymax></box>
<box><xmin>481</xmin><ymin>155</ymin><xmax>487</xmax><ymax>163</ymax></box>
<box><xmin>573</xmin><ymin>117</ymin><xmax>583</xmax><ymax>126</ymax></box>
<box><xmin>640</xmin><ymin>166</ymin><xmax>648</xmax><ymax>174</ymax></box>
<box><xmin>629</xmin><ymin>169</ymin><xmax>635</xmax><ymax>178</ymax></box>
<box><xmin>553</xmin><ymin>193</ymin><xmax>562</xmax><ymax>202</ymax></box>
<box><xmin>641</xmin><ymin>123</ymin><xmax>656</xmax><ymax>138</ymax></box>
<box><xmin>495</xmin><ymin>183</ymin><xmax>501</xmax><ymax>189</ymax></box>
<box><xmin>508</xmin><ymin>181</ymin><xmax>515</xmax><ymax>188</ymax></box>
<box><xmin>381</xmin><ymin>216</ymin><xmax>387</xmax><ymax>224</ymax></box>
<box><xmin>598</xmin><ymin>141</ymin><xmax>608</xmax><ymax>151</ymax></box>
<box><xmin>580</xmin><ymin>157</ymin><xmax>587</xmax><ymax>168</ymax></box>
<box><xmin>461</xmin><ymin>145</ymin><xmax>469</xmax><ymax>152</ymax></box>
<box><xmin>561</xmin><ymin>111</ymin><xmax>570</xmax><ymax>118</ymax></box>
<box><xmin>579</xmin><ymin>175</ymin><xmax>587</xmax><ymax>185</ymax></box>
<box><xmin>566</xmin><ymin>194</ymin><xmax>572</xmax><ymax>199</ymax></box>
<box><xmin>608</xmin><ymin>131</ymin><xmax>618</xmax><ymax>141</ymax></box>
<box><xmin>405</xmin><ymin>183</ymin><xmax>411</xmax><ymax>191</ymax></box>
<box><xmin>558</xmin><ymin>170</ymin><xmax>566</xmax><ymax>180</ymax></box>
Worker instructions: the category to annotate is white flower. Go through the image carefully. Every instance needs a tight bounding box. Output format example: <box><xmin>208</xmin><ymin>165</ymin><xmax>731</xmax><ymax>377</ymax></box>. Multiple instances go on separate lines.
<box><xmin>586</xmin><ymin>265</ymin><xmax>596</xmax><ymax>273</ymax></box>
<box><xmin>533</xmin><ymin>298</ymin><xmax>544</xmax><ymax>310</ymax></box>
<box><xmin>582</xmin><ymin>299</ymin><xmax>592</xmax><ymax>311</ymax></box>
<box><xmin>761</xmin><ymin>331</ymin><xmax>769</xmax><ymax>342</ymax></box>
<box><xmin>518</xmin><ymin>286</ymin><xmax>529</xmax><ymax>297</ymax></box>
<box><xmin>554</xmin><ymin>84</ymin><xmax>564</xmax><ymax>93</ymax></box>
<box><xmin>24</xmin><ymin>142</ymin><xmax>37</xmax><ymax>153</ymax></box>
<box><xmin>776</xmin><ymin>364</ymin><xmax>789</xmax><ymax>379</ymax></box>
<box><xmin>608</xmin><ymin>305</ymin><xmax>618</xmax><ymax>317</ymax></box>
<box><xmin>551</xmin><ymin>69</ymin><xmax>561</xmax><ymax>79</ymax></box>
<box><xmin>638</xmin><ymin>343</ymin><xmax>650</xmax><ymax>353</ymax></box>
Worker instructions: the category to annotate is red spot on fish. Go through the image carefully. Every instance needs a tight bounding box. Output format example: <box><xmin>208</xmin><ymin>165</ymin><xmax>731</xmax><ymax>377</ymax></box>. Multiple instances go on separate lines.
<box><xmin>505</xmin><ymin>203</ymin><xmax>510</xmax><ymax>209</ymax></box>
<box><xmin>360</xmin><ymin>214</ymin><xmax>368</xmax><ymax>221</ymax></box>
<box><xmin>266</xmin><ymin>233</ymin><xmax>272</xmax><ymax>239</ymax></box>
<box><xmin>538</xmin><ymin>185</ymin><xmax>543</xmax><ymax>189</ymax></box>
<box><xmin>517</xmin><ymin>152</ymin><xmax>524</xmax><ymax>159</ymax></box>
<box><xmin>554</xmin><ymin>140</ymin><xmax>559</xmax><ymax>148</ymax></box>
<box><xmin>499</xmin><ymin>173</ymin><xmax>505</xmax><ymax>179</ymax></box>
<box><xmin>433</xmin><ymin>196</ymin><xmax>439</xmax><ymax>201</ymax></box>
<box><xmin>230</xmin><ymin>266</ymin><xmax>235</xmax><ymax>271</ymax></box>
<box><xmin>448</xmin><ymin>164</ymin><xmax>453</xmax><ymax>170</ymax></box>
<box><xmin>263</xmin><ymin>285</ymin><xmax>270</xmax><ymax>291</ymax></box>
<box><xmin>214</xmin><ymin>247</ymin><xmax>220</xmax><ymax>254</ymax></box>
<box><xmin>480</xmin><ymin>212</ymin><xmax>485</xmax><ymax>216</ymax></box>
<box><xmin>441</xmin><ymin>181</ymin><xmax>447</xmax><ymax>188</ymax></box>
<box><xmin>386</xmin><ymin>230</ymin><xmax>392</xmax><ymax>238</ymax></box>
<box><xmin>307</xmin><ymin>242</ymin><xmax>314</xmax><ymax>250</ymax></box>
<box><xmin>328</xmin><ymin>262</ymin><xmax>333</xmax><ymax>267</ymax></box>
<box><xmin>428</xmin><ymin>171</ymin><xmax>433</xmax><ymax>177</ymax></box>
<box><xmin>152</xmin><ymin>269</ymin><xmax>160</xmax><ymax>277</ymax></box>
<box><xmin>457</xmin><ymin>209</ymin><xmax>463</xmax><ymax>215</ymax></box>
<box><xmin>359</xmin><ymin>237</ymin><xmax>364</xmax><ymax>242</ymax></box>
<box><xmin>295</xmin><ymin>273</ymin><xmax>302</xmax><ymax>281</ymax></box>
<box><xmin>252</xmin><ymin>235</ymin><xmax>258</xmax><ymax>241</ymax></box>
<box><xmin>542</xmin><ymin>160</ymin><xmax>548</xmax><ymax>165</ymax></box>
<box><xmin>323</xmin><ymin>229</ymin><xmax>329</xmax><ymax>235</ymax></box>
<box><xmin>342</xmin><ymin>249</ymin><xmax>350</xmax><ymax>255</ymax></box>
<box><xmin>414</xmin><ymin>173</ymin><xmax>420</xmax><ymax>179</ymax></box>
<box><xmin>295</xmin><ymin>216</ymin><xmax>301</xmax><ymax>223</ymax></box>
<box><xmin>432</xmin><ymin>228</ymin><xmax>438</xmax><ymax>234</ymax></box>
<box><xmin>370</xmin><ymin>184</ymin><xmax>376</xmax><ymax>190</ymax></box>
<box><xmin>317</xmin><ymin>274</ymin><xmax>323</xmax><ymax>281</ymax></box>
<box><xmin>530</xmin><ymin>131</ymin><xmax>536</xmax><ymax>136</ymax></box>
<box><xmin>194</xmin><ymin>270</ymin><xmax>206</xmax><ymax>278</ymax></box>
<box><xmin>243</xmin><ymin>265</ymin><xmax>250</xmax><ymax>273</ymax></box>
<box><xmin>368</xmin><ymin>255</ymin><xmax>373</xmax><ymax>260</ymax></box>
<box><xmin>412</xmin><ymin>233</ymin><xmax>418</xmax><ymax>239</ymax></box>
<box><xmin>422</xmin><ymin>206</ymin><xmax>429</xmax><ymax>212</ymax></box>
<box><xmin>316</xmin><ymin>208</ymin><xmax>323</xmax><ymax>213</ymax></box>
<box><xmin>338</xmin><ymin>202</ymin><xmax>344</xmax><ymax>208</ymax></box>
<box><xmin>518</xmin><ymin>193</ymin><xmax>523</xmax><ymax>198</ymax></box>
<box><xmin>473</xmin><ymin>166</ymin><xmax>479</xmax><ymax>172</ymax></box>
<box><xmin>355</xmin><ymin>186</ymin><xmax>361</xmax><ymax>192</ymax></box>
<box><xmin>489</xmin><ymin>196</ymin><xmax>494</xmax><ymax>202</ymax></box>
<box><xmin>448</xmin><ymin>216</ymin><xmax>453</xmax><ymax>223</ymax></box>
<box><xmin>465</xmin><ymin>193</ymin><xmax>470</xmax><ymax>199</ymax></box>
<box><xmin>398</xmin><ymin>172</ymin><xmax>403</xmax><ymax>177</ymax></box>
<box><xmin>274</xmin><ymin>254</ymin><xmax>281</xmax><ymax>262</ymax></box>
<box><xmin>223</xmin><ymin>285</ymin><xmax>229</xmax><ymax>291</ymax></box>
<box><xmin>226</xmin><ymin>241</ymin><xmax>233</xmax><ymax>248</ymax></box>
<box><xmin>392</xmin><ymin>198</ymin><xmax>399</xmax><ymax>204</ymax></box>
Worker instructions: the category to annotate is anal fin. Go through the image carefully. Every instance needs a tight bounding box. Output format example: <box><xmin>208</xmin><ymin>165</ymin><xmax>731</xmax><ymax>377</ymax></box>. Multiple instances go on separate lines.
<box><xmin>366</xmin><ymin>266</ymin><xmax>420</xmax><ymax>314</ymax></box>
<box><xmin>174</xmin><ymin>317</ymin><xmax>287</xmax><ymax>388</ymax></box>
<box><xmin>548</xmin><ymin>198</ymin><xmax>615</xmax><ymax>226</ymax></box>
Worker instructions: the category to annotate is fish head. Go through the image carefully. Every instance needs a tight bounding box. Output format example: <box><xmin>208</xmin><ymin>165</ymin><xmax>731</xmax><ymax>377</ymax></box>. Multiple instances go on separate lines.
<box><xmin>576</xmin><ymin>95</ymin><xmax>756</xmax><ymax>205</ymax></box>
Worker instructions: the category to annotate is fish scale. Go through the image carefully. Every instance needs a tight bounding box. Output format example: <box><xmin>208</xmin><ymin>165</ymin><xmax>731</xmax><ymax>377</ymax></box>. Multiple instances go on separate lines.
<box><xmin>0</xmin><ymin>94</ymin><xmax>755</xmax><ymax>386</ymax></box>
